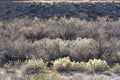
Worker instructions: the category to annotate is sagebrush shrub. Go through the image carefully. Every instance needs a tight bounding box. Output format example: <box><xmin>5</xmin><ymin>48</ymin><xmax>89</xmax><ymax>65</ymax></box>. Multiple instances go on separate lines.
<box><xmin>21</xmin><ymin>59</ymin><xmax>46</xmax><ymax>74</ymax></box>
<box><xmin>53</xmin><ymin>57</ymin><xmax>108</xmax><ymax>72</ymax></box>
<box><xmin>0</xmin><ymin>17</ymin><xmax>120</xmax><ymax>65</ymax></box>
<box><xmin>68</xmin><ymin>38</ymin><xmax>98</xmax><ymax>61</ymax></box>
<box><xmin>109</xmin><ymin>63</ymin><xmax>120</xmax><ymax>73</ymax></box>
<box><xmin>85</xmin><ymin>59</ymin><xmax>109</xmax><ymax>72</ymax></box>
<box><xmin>53</xmin><ymin>57</ymin><xmax>72</xmax><ymax>71</ymax></box>
<box><xmin>30</xmin><ymin>38</ymin><xmax>98</xmax><ymax>62</ymax></box>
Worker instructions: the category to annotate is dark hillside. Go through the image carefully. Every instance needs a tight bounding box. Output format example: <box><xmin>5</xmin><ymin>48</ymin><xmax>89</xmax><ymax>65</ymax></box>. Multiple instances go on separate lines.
<box><xmin>0</xmin><ymin>2</ymin><xmax>120</xmax><ymax>21</ymax></box>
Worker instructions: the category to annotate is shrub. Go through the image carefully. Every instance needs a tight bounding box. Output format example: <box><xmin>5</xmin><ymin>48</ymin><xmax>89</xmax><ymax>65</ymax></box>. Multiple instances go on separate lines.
<box><xmin>68</xmin><ymin>38</ymin><xmax>98</xmax><ymax>61</ymax></box>
<box><xmin>0</xmin><ymin>17</ymin><xmax>120</xmax><ymax>65</ymax></box>
<box><xmin>86</xmin><ymin>59</ymin><xmax>109</xmax><ymax>72</ymax></box>
<box><xmin>53</xmin><ymin>57</ymin><xmax>109</xmax><ymax>72</ymax></box>
<box><xmin>30</xmin><ymin>38</ymin><xmax>98</xmax><ymax>62</ymax></box>
<box><xmin>21</xmin><ymin>59</ymin><xmax>46</xmax><ymax>74</ymax></box>
<box><xmin>53</xmin><ymin>57</ymin><xmax>85</xmax><ymax>71</ymax></box>
<box><xmin>53</xmin><ymin>57</ymin><xmax>72</xmax><ymax>71</ymax></box>
<box><xmin>4</xmin><ymin>60</ymin><xmax>23</xmax><ymax>68</ymax></box>
<box><xmin>109</xmin><ymin>63</ymin><xmax>120</xmax><ymax>73</ymax></box>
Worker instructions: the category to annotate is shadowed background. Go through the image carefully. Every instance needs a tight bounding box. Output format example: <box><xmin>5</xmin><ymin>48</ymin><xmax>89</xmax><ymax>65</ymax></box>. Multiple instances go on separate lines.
<box><xmin>0</xmin><ymin>2</ymin><xmax>120</xmax><ymax>21</ymax></box>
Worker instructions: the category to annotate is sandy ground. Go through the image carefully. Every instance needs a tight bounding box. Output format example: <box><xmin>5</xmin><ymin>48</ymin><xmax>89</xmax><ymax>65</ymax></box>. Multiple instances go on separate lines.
<box><xmin>61</xmin><ymin>72</ymin><xmax>120</xmax><ymax>80</ymax></box>
<box><xmin>0</xmin><ymin>68</ymin><xmax>23</xmax><ymax>80</ymax></box>
<box><xmin>0</xmin><ymin>68</ymin><xmax>120</xmax><ymax>80</ymax></box>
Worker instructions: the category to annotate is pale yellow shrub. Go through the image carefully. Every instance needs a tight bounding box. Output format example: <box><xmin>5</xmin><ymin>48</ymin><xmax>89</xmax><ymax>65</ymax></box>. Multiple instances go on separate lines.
<box><xmin>85</xmin><ymin>59</ymin><xmax>109</xmax><ymax>72</ymax></box>
<box><xmin>53</xmin><ymin>57</ymin><xmax>109</xmax><ymax>72</ymax></box>
<box><xmin>53</xmin><ymin>57</ymin><xmax>72</xmax><ymax>71</ymax></box>
<box><xmin>22</xmin><ymin>59</ymin><xmax>46</xmax><ymax>74</ymax></box>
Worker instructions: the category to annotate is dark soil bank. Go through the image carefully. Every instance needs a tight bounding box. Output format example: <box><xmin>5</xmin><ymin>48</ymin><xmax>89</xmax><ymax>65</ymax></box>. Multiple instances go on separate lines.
<box><xmin>0</xmin><ymin>2</ymin><xmax>120</xmax><ymax>21</ymax></box>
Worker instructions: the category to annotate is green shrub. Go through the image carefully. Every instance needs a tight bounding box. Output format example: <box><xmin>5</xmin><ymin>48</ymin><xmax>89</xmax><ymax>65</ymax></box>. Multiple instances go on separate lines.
<box><xmin>109</xmin><ymin>63</ymin><xmax>120</xmax><ymax>73</ymax></box>
<box><xmin>22</xmin><ymin>59</ymin><xmax>46</xmax><ymax>74</ymax></box>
